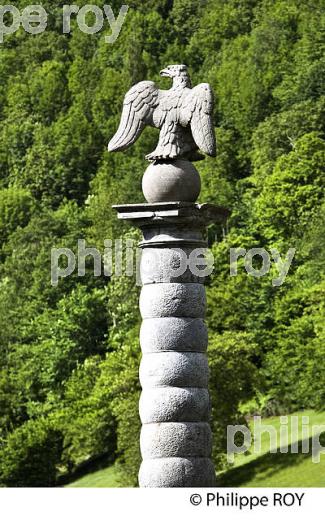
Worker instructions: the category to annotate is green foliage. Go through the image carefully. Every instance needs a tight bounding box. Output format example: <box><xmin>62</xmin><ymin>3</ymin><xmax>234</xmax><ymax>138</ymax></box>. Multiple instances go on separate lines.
<box><xmin>55</xmin><ymin>357</ymin><xmax>116</xmax><ymax>471</ymax></box>
<box><xmin>208</xmin><ymin>332</ymin><xmax>260</xmax><ymax>470</ymax></box>
<box><xmin>0</xmin><ymin>187</ymin><xmax>35</xmax><ymax>245</ymax></box>
<box><xmin>99</xmin><ymin>347</ymin><xmax>141</xmax><ymax>487</ymax></box>
<box><xmin>254</xmin><ymin>132</ymin><xmax>325</xmax><ymax>242</ymax></box>
<box><xmin>0</xmin><ymin>0</ymin><xmax>324</xmax><ymax>487</ymax></box>
<box><xmin>0</xmin><ymin>418</ymin><xmax>63</xmax><ymax>487</ymax></box>
<box><xmin>263</xmin><ymin>203</ymin><xmax>325</xmax><ymax>410</ymax></box>
<box><xmin>97</xmin><ymin>251</ymin><xmax>142</xmax><ymax>486</ymax></box>
<box><xmin>265</xmin><ymin>283</ymin><xmax>325</xmax><ymax>410</ymax></box>
<box><xmin>28</xmin><ymin>61</ymin><xmax>69</xmax><ymax>122</ymax></box>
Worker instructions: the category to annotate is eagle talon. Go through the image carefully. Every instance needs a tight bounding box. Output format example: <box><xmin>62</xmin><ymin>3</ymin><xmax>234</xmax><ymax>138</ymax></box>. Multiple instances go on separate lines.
<box><xmin>145</xmin><ymin>152</ymin><xmax>159</xmax><ymax>162</ymax></box>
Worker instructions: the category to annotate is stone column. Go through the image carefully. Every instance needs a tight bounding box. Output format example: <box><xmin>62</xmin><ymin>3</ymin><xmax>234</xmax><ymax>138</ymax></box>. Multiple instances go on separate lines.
<box><xmin>114</xmin><ymin>173</ymin><xmax>229</xmax><ymax>486</ymax></box>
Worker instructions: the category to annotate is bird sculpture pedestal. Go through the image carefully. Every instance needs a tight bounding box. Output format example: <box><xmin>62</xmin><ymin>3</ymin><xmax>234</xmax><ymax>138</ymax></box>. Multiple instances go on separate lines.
<box><xmin>109</xmin><ymin>63</ymin><xmax>227</xmax><ymax>487</ymax></box>
<box><xmin>114</xmin><ymin>198</ymin><xmax>229</xmax><ymax>487</ymax></box>
<box><xmin>142</xmin><ymin>160</ymin><xmax>201</xmax><ymax>203</ymax></box>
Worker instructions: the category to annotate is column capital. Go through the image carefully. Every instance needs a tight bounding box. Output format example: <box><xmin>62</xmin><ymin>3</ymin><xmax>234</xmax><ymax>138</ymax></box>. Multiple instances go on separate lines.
<box><xmin>113</xmin><ymin>201</ymin><xmax>230</xmax><ymax>227</ymax></box>
<box><xmin>113</xmin><ymin>202</ymin><xmax>230</xmax><ymax>249</ymax></box>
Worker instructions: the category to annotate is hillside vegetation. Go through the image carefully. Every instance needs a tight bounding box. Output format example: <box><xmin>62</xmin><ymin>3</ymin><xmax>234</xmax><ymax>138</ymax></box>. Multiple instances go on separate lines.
<box><xmin>0</xmin><ymin>0</ymin><xmax>324</xmax><ymax>486</ymax></box>
<box><xmin>66</xmin><ymin>411</ymin><xmax>325</xmax><ymax>487</ymax></box>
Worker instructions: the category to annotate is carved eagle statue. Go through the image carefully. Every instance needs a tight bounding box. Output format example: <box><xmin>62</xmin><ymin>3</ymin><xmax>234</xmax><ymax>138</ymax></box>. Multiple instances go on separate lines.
<box><xmin>108</xmin><ymin>64</ymin><xmax>216</xmax><ymax>162</ymax></box>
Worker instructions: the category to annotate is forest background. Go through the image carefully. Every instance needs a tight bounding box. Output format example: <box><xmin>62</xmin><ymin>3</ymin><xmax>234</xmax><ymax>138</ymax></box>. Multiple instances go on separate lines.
<box><xmin>0</xmin><ymin>0</ymin><xmax>324</xmax><ymax>487</ymax></box>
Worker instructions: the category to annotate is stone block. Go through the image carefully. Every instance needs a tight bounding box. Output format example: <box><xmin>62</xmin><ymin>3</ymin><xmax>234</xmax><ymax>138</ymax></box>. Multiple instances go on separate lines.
<box><xmin>140</xmin><ymin>422</ymin><xmax>212</xmax><ymax>458</ymax></box>
<box><xmin>139</xmin><ymin>457</ymin><xmax>217</xmax><ymax>487</ymax></box>
<box><xmin>140</xmin><ymin>247</ymin><xmax>207</xmax><ymax>285</ymax></box>
<box><xmin>140</xmin><ymin>283</ymin><xmax>206</xmax><ymax>319</ymax></box>
<box><xmin>140</xmin><ymin>317</ymin><xmax>208</xmax><ymax>353</ymax></box>
<box><xmin>139</xmin><ymin>352</ymin><xmax>209</xmax><ymax>388</ymax></box>
<box><xmin>139</xmin><ymin>387</ymin><xmax>210</xmax><ymax>423</ymax></box>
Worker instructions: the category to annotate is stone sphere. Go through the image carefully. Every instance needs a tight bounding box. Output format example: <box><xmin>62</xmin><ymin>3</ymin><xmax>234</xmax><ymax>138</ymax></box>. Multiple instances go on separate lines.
<box><xmin>142</xmin><ymin>160</ymin><xmax>201</xmax><ymax>203</ymax></box>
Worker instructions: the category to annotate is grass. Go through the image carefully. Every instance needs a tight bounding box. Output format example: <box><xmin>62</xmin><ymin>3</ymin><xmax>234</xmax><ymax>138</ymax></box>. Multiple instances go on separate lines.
<box><xmin>217</xmin><ymin>409</ymin><xmax>325</xmax><ymax>487</ymax></box>
<box><xmin>65</xmin><ymin>464</ymin><xmax>121</xmax><ymax>488</ymax></box>
<box><xmin>66</xmin><ymin>410</ymin><xmax>325</xmax><ymax>487</ymax></box>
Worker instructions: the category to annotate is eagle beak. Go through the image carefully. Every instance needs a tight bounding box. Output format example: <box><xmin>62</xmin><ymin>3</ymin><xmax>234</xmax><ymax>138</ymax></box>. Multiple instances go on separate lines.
<box><xmin>160</xmin><ymin>68</ymin><xmax>171</xmax><ymax>77</ymax></box>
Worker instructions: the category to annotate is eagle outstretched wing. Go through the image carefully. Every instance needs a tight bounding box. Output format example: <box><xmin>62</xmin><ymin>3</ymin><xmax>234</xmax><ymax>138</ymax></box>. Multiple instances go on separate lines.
<box><xmin>108</xmin><ymin>81</ymin><xmax>159</xmax><ymax>152</ymax></box>
<box><xmin>182</xmin><ymin>83</ymin><xmax>216</xmax><ymax>157</ymax></box>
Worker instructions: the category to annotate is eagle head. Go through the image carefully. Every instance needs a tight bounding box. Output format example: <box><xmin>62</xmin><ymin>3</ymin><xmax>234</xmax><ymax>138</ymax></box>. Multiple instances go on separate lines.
<box><xmin>160</xmin><ymin>64</ymin><xmax>191</xmax><ymax>87</ymax></box>
<box><xmin>160</xmin><ymin>64</ymin><xmax>188</xmax><ymax>78</ymax></box>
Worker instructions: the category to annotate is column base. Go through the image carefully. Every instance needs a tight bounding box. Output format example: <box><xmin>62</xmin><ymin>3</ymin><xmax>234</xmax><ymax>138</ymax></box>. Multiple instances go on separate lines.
<box><xmin>139</xmin><ymin>457</ymin><xmax>217</xmax><ymax>487</ymax></box>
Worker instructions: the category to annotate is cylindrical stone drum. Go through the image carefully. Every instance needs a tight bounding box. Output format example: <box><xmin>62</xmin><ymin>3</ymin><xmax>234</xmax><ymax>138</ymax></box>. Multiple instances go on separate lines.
<box><xmin>138</xmin><ymin>226</ymin><xmax>216</xmax><ymax>487</ymax></box>
<box><xmin>113</xmin><ymin>201</ymin><xmax>230</xmax><ymax>487</ymax></box>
